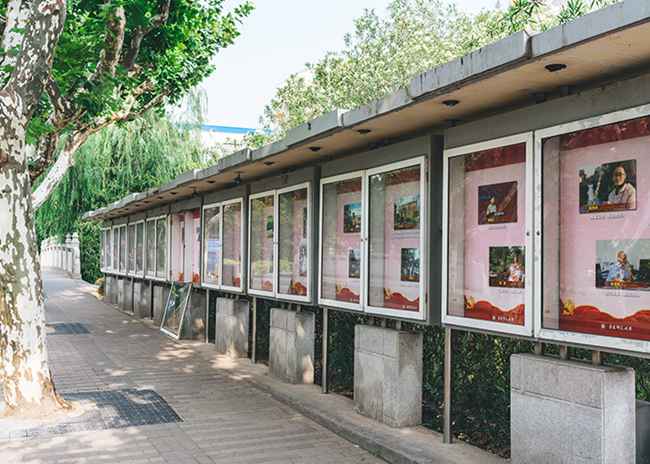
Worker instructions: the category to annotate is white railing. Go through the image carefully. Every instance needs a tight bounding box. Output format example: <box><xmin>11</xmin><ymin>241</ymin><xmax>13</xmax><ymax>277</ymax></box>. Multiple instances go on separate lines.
<box><xmin>41</xmin><ymin>233</ymin><xmax>81</xmax><ymax>279</ymax></box>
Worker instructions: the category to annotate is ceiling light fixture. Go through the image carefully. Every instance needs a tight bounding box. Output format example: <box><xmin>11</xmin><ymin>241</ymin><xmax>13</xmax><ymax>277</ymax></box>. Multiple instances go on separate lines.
<box><xmin>357</xmin><ymin>128</ymin><xmax>372</xmax><ymax>135</ymax></box>
<box><xmin>545</xmin><ymin>63</ymin><xmax>567</xmax><ymax>73</ymax></box>
<box><xmin>442</xmin><ymin>99</ymin><xmax>460</xmax><ymax>107</ymax></box>
<box><xmin>309</xmin><ymin>146</ymin><xmax>322</xmax><ymax>152</ymax></box>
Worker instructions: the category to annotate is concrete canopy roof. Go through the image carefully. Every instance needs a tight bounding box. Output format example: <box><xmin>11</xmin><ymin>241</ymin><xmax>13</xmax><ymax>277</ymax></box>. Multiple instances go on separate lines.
<box><xmin>83</xmin><ymin>0</ymin><xmax>650</xmax><ymax>221</ymax></box>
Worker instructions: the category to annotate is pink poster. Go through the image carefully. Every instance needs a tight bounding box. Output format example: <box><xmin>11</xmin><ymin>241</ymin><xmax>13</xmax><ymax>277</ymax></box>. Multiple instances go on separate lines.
<box><xmin>250</xmin><ymin>195</ymin><xmax>274</xmax><ymax>292</ymax></box>
<box><xmin>550</xmin><ymin>117</ymin><xmax>650</xmax><ymax>340</ymax></box>
<box><xmin>278</xmin><ymin>188</ymin><xmax>309</xmax><ymax>297</ymax></box>
<box><xmin>460</xmin><ymin>144</ymin><xmax>526</xmax><ymax>325</ymax></box>
<box><xmin>368</xmin><ymin>166</ymin><xmax>422</xmax><ymax>311</ymax></box>
<box><xmin>321</xmin><ymin>178</ymin><xmax>362</xmax><ymax>304</ymax></box>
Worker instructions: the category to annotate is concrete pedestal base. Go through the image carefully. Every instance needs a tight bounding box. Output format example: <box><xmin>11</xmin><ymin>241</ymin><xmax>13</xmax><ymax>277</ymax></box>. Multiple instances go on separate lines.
<box><xmin>215</xmin><ymin>298</ymin><xmax>249</xmax><ymax>357</ymax></box>
<box><xmin>269</xmin><ymin>308</ymin><xmax>314</xmax><ymax>384</ymax></box>
<box><xmin>123</xmin><ymin>279</ymin><xmax>133</xmax><ymax>313</ymax></box>
<box><xmin>133</xmin><ymin>281</ymin><xmax>151</xmax><ymax>319</ymax></box>
<box><xmin>117</xmin><ymin>278</ymin><xmax>124</xmax><ymax>308</ymax></box>
<box><xmin>104</xmin><ymin>276</ymin><xmax>116</xmax><ymax>304</ymax></box>
<box><xmin>152</xmin><ymin>285</ymin><xmax>169</xmax><ymax>326</ymax></box>
<box><xmin>353</xmin><ymin>325</ymin><xmax>422</xmax><ymax>428</ymax></box>
<box><xmin>511</xmin><ymin>354</ymin><xmax>635</xmax><ymax>464</ymax></box>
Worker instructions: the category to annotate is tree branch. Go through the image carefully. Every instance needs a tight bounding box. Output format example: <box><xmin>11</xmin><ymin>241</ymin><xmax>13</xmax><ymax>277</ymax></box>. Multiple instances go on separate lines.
<box><xmin>122</xmin><ymin>0</ymin><xmax>171</xmax><ymax>71</ymax></box>
<box><xmin>91</xmin><ymin>5</ymin><xmax>126</xmax><ymax>80</ymax></box>
<box><xmin>32</xmin><ymin>129</ymin><xmax>91</xmax><ymax>210</ymax></box>
<box><xmin>32</xmin><ymin>84</ymin><xmax>169</xmax><ymax>208</ymax></box>
<box><xmin>45</xmin><ymin>77</ymin><xmax>73</xmax><ymax>125</ymax></box>
<box><xmin>28</xmin><ymin>131</ymin><xmax>59</xmax><ymax>183</ymax></box>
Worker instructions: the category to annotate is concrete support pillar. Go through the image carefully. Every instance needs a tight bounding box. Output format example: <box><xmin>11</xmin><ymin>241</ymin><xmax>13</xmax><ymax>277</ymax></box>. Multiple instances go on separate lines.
<box><xmin>511</xmin><ymin>354</ymin><xmax>635</xmax><ymax>464</ymax></box>
<box><xmin>353</xmin><ymin>325</ymin><xmax>422</xmax><ymax>428</ymax></box>
<box><xmin>215</xmin><ymin>297</ymin><xmax>249</xmax><ymax>358</ymax></box>
<box><xmin>269</xmin><ymin>308</ymin><xmax>314</xmax><ymax>384</ymax></box>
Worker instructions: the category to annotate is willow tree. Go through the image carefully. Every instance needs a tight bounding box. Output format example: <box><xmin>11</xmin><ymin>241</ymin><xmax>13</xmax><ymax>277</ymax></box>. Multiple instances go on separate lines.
<box><xmin>0</xmin><ymin>0</ymin><xmax>251</xmax><ymax>414</ymax></box>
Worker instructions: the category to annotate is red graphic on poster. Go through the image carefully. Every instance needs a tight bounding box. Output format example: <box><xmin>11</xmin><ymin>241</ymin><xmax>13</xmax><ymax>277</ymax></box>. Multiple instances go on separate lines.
<box><xmin>335</xmin><ymin>286</ymin><xmax>360</xmax><ymax>304</ymax></box>
<box><xmin>463</xmin><ymin>297</ymin><xmax>525</xmax><ymax>326</ymax></box>
<box><xmin>383</xmin><ymin>289</ymin><xmax>419</xmax><ymax>311</ymax></box>
<box><xmin>559</xmin><ymin>300</ymin><xmax>650</xmax><ymax>341</ymax></box>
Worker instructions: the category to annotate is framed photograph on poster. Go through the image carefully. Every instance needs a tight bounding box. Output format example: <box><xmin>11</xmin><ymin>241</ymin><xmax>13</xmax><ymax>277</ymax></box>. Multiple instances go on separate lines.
<box><xmin>478</xmin><ymin>181</ymin><xmax>518</xmax><ymax>225</ymax></box>
<box><xmin>442</xmin><ymin>132</ymin><xmax>534</xmax><ymax>336</ymax></box>
<box><xmin>536</xmin><ymin>104</ymin><xmax>650</xmax><ymax>354</ymax></box>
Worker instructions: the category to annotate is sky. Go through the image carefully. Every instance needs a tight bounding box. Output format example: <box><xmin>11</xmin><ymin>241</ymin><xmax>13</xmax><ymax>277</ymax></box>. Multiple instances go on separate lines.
<box><xmin>201</xmin><ymin>0</ymin><xmax>501</xmax><ymax>129</ymax></box>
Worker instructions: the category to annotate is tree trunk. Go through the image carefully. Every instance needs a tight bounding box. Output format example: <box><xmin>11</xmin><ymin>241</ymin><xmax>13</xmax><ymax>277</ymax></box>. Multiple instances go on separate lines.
<box><xmin>0</xmin><ymin>0</ymin><xmax>67</xmax><ymax>413</ymax></box>
<box><xmin>0</xmin><ymin>108</ymin><xmax>60</xmax><ymax>413</ymax></box>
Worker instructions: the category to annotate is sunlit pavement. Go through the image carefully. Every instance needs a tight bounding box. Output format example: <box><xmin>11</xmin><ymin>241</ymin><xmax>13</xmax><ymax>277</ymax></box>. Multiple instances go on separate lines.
<box><xmin>0</xmin><ymin>270</ymin><xmax>383</xmax><ymax>464</ymax></box>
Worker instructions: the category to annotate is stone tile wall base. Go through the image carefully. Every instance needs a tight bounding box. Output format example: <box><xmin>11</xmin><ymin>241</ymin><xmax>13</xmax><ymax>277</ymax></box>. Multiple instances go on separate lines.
<box><xmin>215</xmin><ymin>298</ymin><xmax>249</xmax><ymax>358</ymax></box>
<box><xmin>269</xmin><ymin>308</ymin><xmax>314</xmax><ymax>384</ymax></box>
<box><xmin>353</xmin><ymin>325</ymin><xmax>422</xmax><ymax>428</ymax></box>
<box><xmin>511</xmin><ymin>353</ymin><xmax>635</xmax><ymax>464</ymax></box>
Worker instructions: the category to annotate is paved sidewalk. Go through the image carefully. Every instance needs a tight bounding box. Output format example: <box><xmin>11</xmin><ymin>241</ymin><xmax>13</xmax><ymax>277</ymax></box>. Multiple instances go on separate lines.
<box><xmin>0</xmin><ymin>271</ymin><xmax>383</xmax><ymax>464</ymax></box>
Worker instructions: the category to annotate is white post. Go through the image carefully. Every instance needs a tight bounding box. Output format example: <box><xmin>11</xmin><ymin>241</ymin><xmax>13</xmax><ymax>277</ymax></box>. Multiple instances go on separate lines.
<box><xmin>70</xmin><ymin>233</ymin><xmax>81</xmax><ymax>279</ymax></box>
<box><xmin>65</xmin><ymin>234</ymin><xmax>72</xmax><ymax>274</ymax></box>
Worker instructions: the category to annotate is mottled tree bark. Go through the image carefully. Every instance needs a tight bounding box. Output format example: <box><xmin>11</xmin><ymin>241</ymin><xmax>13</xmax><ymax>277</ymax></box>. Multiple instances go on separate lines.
<box><xmin>0</xmin><ymin>0</ymin><xmax>66</xmax><ymax>414</ymax></box>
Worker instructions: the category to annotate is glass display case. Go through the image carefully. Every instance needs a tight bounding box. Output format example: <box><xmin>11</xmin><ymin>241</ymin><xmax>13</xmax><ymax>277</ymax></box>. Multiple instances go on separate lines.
<box><xmin>146</xmin><ymin>218</ymin><xmax>156</xmax><ymax>277</ymax></box>
<box><xmin>155</xmin><ymin>217</ymin><xmax>167</xmax><ymax>279</ymax></box>
<box><xmin>320</xmin><ymin>173</ymin><xmax>363</xmax><ymax>310</ymax></box>
<box><xmin>443</xmin><ymin>134</ymin><xmax>533</xmax><ymax>336</ymax></box>
<box><xmin>202</xmin><ymin>198</ymin><xmax>244</xmax><ymax>291</ymax></box>
<box><xmin>319</xmin><ymin>157</ymin><xmax>427</xmax><ymax>320</ymax></box>
<box><xmin>536</xmin><ymin>107</ymin><xmax>650</xmax><ymax>352</ymax></box>
<box><xmin>170</xmin><ymin>210</ymin><xmax>201</xmax><ymax>284</ymax></box>
<box><xmin>101</xmin><ymin>228</ymin><xmax>111</xmax><ymax>271</ymax></box>
<box><xmin>118</xmin><ymin>224</ymin><xmax>127</xmax><ymax>274</ymax></box>
<box><xmin>278</xmin><ymin>184</ymin><xmax>310</xmax><ymax>300</ymax></box>
<box><xmin>249</xmin><ymin>192</ymin><xmax>275</xmax><ymax>296</ymax></box>
<box><xmin>135</xmin><ymin>221</ymin><xmax>144</xmax><ymax>275</ymax></box>
<box><xmin>127</xmin><ymin>223</ymin><xmax>136</xmax><ymax>275</ymax></box>
<box><xmin>367</xmin><ymin>159</ymin><xmax>426</xmax><ymax>318</ymax></box>
<box><xmin>203</xmin><ymin>204</ymin><xmax>221</xmax><ymax>286</ymax></box>
<box><xmin>222</xmin><ymin>200</ymin><xmax>243</xmax><ymax>291</ymax></box>
<box><xmin>112</xmin><ymin>227</ymin><xmax>119</xmax><ymax>273</ymax></box>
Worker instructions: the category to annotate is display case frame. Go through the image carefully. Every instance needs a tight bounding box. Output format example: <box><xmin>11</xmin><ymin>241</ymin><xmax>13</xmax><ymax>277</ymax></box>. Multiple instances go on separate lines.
<box><xmin>248</xmin><ymin>189</ymin><xmax>278</xmax><ymax>298</ymax></box>
<box><xmin>318</xmin><ymin>157</ymin><xmax>429</xmax><ymax>321</ymax></box>
<box><xmin>364</xmin><ymin>156</ymin><xmax>428</xmax><ymax>321</ymax></box>
<box><xmin>135</xmin><ymin>220</ymin><xmax>145</xmax><ymax>277</ymax></box>
<box><xmin>201</xmin><ymin>197</ymin><xmax>245</xmax><ymax>293</ymax></box>
<box><xmin>126</xmin><ymin>220</ymin><xmax>145</xmax><ymax>278</ymax></box>
<box><xmin>534</xmin><ymin>104</ymin><xmax>650</xmax><ymax>354</ymax></box>
<box><xmin>116</xmin><ymin>224</ymin><xmax>128</xmax><ymax>276</ymax></box>
<box><xmin>100</xmin><ymin>227</ymin><xmax>110</xmax><ymax>272</ymax></box>
<box><xmin>318</xmin><ymin>170</ymin><xmax>366</xmax><ymax>312</ymax></box>
<box><xmin>276</xmin><ymin>182</ymin><xmax>312</xmax><ymax>303</ymax></box>
<box><xmin>145</xmin><ymin>214</ymin><xmax>169</xmax><ymax>282</ymax></box>
<box><xmin>442</xmin><ymin>132</ymin><xmax>534</xmax><ymax>337</ymax></box>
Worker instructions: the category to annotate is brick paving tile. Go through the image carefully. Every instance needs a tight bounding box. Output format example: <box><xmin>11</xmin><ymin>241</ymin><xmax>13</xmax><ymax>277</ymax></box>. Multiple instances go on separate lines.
<box><xmin>0</xmin><ymin>271</ymin><xmax>386</xmax><ymax>464</ymax></box>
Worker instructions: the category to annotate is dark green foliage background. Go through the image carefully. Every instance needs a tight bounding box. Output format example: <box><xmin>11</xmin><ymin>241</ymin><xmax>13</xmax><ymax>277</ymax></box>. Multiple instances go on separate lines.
<box><xmin>36</xmin><ymin>112</ymin><xmax>210</xmax><ymax>282</ymax></box>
